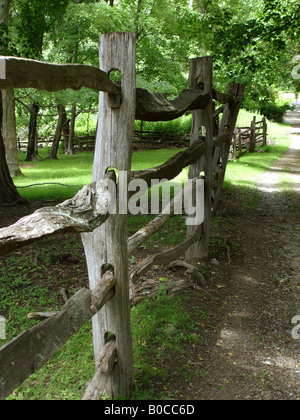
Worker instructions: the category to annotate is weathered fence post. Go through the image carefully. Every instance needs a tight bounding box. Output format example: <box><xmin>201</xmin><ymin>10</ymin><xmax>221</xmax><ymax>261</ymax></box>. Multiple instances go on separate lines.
<box><xmin>238</xmin><ymin>128</ymin><xmax>242</xmax><ymax>156</ymax></box>
<box><xmin>186</xmin><ymin>57</ymin><xmax>213</xmax><ymax>263</ymax></box>
<box><xmin>232</xmin><ymin>129</ymin><xmax>237</xmax><ymax>160</ymax></box>
<box><xmin>81</xmin><ymin>32</ymin><xmax>136</xmax><ymax>399</ymax></box>
<box><xmin>262</xmin><ymin>116</ymin><xmax>267</xmax><ymax>146</ymax></box>
<box><xmin>212</xmin><ymin>83</ymin><xmax>245</xmax><ymax>214</ymax></box>
<box><xmin>249</xmin><ymin>116</ymin><xmax>256</xmax><ymax>152</ymax></box>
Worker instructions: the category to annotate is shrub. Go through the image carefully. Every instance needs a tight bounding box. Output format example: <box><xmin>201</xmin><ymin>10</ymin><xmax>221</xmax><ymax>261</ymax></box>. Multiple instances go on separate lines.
<box><xmin>259</xmin><ymin>102</ymin><xmax>294</xmax><ymax>123</ymax></box>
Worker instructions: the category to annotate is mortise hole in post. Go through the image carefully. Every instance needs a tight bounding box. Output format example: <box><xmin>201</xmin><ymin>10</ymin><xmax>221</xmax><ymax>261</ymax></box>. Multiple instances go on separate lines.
<box><xmin>101</xmin><ymin>263</ymin><xmax>115</xmax><ymax>277</ymax></box>
<box><xmin>196</xmin><ymin>75</ymin><xmax>204</xmax><ymax>90</ymax></box>
<box><xmin>105</xmin><ymin>166</ymin><xmax>119</xmax><ymax>183</ymax></box>
<box><xmin>108</xmin><ymin>70</ymin><xmax>122</xmax><ymax>108</ymax></box>
<box><xmin>104</xmin><ymin>332</ymin><xmax>116</xmax><ymax>344</ymax></box>
<box><xmin>199</xmin><ymin>126</ymin><xmax>207</xmax><ymax>137</ymax></box>
<box><xmin>108</xmin><ymin>69</ymin><xmax>122</xmax><ymax>85</ymax></box>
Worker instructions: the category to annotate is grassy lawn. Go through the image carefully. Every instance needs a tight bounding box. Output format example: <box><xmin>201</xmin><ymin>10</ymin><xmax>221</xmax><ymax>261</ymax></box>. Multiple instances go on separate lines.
<box><xmin>16</xmin><ymin>148</ymin><xmax>185</xmax><ymax>201</ymax></box>
<box><xmin>224</xmin><ymin>122</ymin><xmax>291</xmax><ymax>189</ymax></box>
<box><xmin>14</xmin><ymin>112</ymin><xmax>290</xmax><ymax>203</ymax></box>
<box><xmin>223</xmin><ymin>122</ymin><xmax>291</xmax><ymax>208</ymax></box>
<box><xmin>2</xmin><ymin>113</ymin><xmax>292</xmax><ymax>400</ymax></box>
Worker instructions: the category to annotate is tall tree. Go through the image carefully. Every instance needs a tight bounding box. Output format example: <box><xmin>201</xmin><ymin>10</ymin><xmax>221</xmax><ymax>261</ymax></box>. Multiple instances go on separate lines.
<box><xmin>25</xmin><ymin>102</ymin><xmax>39</xmax><ymax>162</ymax></box>
<box><xmin>0</xmin><ymin>91</ymin><xmax>23</xmax><ymax>204</ymax></box>
<box><xmin>0</xmin><ymin>0</ymin><xmax>22</xmax><ymax>176</ymax></box>
<box><xmin>48</xmin><ymin>104</ymin><xmax>67</xmax><ymax>159</ymax></box>
<box><xmin>13</xmin><ymin>0</ymin><xmax>72</xmax><ymax>160</ymax></box>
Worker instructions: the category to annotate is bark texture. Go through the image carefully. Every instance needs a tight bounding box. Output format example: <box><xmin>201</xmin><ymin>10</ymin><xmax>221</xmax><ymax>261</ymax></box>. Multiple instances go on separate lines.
<box><xmin>2</xmin><ymin>88</ymin><xmax>22</xmax><ymax>176</ymax></box>
<box><xmin>0</xmin><ymin>92</ymin><xmax>22</xmax><ymax>204</ymax></box>
<box><xmin>25</xmin><ymin>102</ymin><xmax>39</xmax><ymax>162</ymax></box>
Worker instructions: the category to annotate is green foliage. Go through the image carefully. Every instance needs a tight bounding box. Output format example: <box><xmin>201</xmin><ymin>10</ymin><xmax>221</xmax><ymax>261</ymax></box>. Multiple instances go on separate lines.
<box><xmin>3</xmin><ymin>0</ymin><xmax>299</xmax><ymax>141</ymax></box>
<box><xmin>2</xmin><ymin>0</ymin><xmax>299</xmax><ymax>166</ymax></box>
<box><xmin>259</xmin><ymin>102</ymin><xmax>293</xmax><ymax>123</ymax></box>
<box><xmin>134</xmin><ymin>113</ymin><xmax>192</xmax><ymax>136</ymax></box>
<box><xmin>12</xmin><ymin>0</ymin><xmax>71</xmax><ymax>59</ymax></box>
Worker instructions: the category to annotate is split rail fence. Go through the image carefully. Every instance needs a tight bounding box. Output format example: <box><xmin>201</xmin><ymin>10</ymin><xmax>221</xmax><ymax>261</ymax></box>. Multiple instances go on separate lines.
<box><xmin>232</xmin><ymin>116</ymin><xmax>267</xmax><ymax>158</ymax></box>
<box><xmin>18</xmin><ymin>132</ymin><xmax>189</xmax><ymax>152</ymax></box>
<box><xmin>0</xmin><ymin>32</ymin><xmax>244</xmax><ymax>400</ymax></box>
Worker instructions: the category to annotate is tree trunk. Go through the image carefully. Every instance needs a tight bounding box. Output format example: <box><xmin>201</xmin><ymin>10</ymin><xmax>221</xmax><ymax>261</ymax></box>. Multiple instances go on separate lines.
<box><xmin>0</xmin><ymin>0</ymin><xmax>22</xmax><ymax>177</ymax></box>
<box><xmin>48</xmin><ymin>104</ymin><xmax>66</xmax><ymax>159</ymax></box>
<box><xmin>63</xmin><ymin>116</ymin><xmax>70</xmax><ymax>152</ymax></box>
<box><xmin>25</xmin><ymin>102</ymin><xmax>39</xmax><ymax>162</ymax></box>
<box><xmin>2</xmin><ymin>88</ymin><xmax>22</xmax><ymax>176</ymax></box>
<box><xmin>0</xmin><ymin>92</ymin><xmax>23</xmax><ymax>205</ymax></box>
<box><xmin>66</xmin><ymin>105</ymin><xmax>76</xmax><ymax>155</ymax></box>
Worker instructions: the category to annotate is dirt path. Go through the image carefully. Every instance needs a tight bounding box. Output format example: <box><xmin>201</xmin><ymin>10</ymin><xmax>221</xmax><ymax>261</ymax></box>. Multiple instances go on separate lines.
<box><xmin>170</xmin><ymin>107</ymin><xmax>300</xmax><ymax>400</ymax></box>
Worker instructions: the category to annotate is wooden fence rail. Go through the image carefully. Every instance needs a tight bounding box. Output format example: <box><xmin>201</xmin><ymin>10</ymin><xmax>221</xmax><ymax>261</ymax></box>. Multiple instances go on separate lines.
<box><xmin>0</xmin><ymin>271</ymin><xmax>115</xmax><ymax>400</ymax></box>
<box><xmin>17</xmin><ymin>132</ymin><xmax>189</xmax><ymax>153</ymax></box>
<box><xmin>0</xmin><ymin>32</ymin><xmax>244</xmax><ymax>400</ymax></box>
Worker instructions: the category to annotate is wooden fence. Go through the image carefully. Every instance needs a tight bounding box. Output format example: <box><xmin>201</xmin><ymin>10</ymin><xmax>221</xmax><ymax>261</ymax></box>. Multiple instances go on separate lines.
<box><xmin>18</xmin><ymin>135</ymin><xmax>96</xmax><ymax>153</ymax></box>
<box><xmin>232</xmin><ymin>116</ymin><xmax>267</xmax><ymax>158</ymax></box>
<box><xmin>19</xmin><ymin>116</ymin><xmax>265</xmax><ymax>154</ymax></box>
<box><xmin>18</xmin><ymin>132</ymin><xmax>189</xmax><ymax>153</ymax></box>
<box><xmin>0</xmin><ymin>32</ymin><xmax>244</xmax><ymax>400</ymax></box>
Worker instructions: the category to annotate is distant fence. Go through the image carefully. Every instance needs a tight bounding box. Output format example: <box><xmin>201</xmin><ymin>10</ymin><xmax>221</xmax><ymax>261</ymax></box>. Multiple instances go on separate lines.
<box><xmin>18</xmin><ymin>135</ymin><xmax>96</xmax><ymax>153</ymax></box>
<box><xmin>232</xmin><ymin>116</ymin><xmax>267</xmax><ymax>159</ymax></box>
<box><xmin>18</xmin><ymin>131</ymin><xmax>190</xmax><ymax>153</ymax></box>
<box><xmin>18</xmin><ymin>117</ymin><xmax>267</xmax><ymax>155</ymax></box>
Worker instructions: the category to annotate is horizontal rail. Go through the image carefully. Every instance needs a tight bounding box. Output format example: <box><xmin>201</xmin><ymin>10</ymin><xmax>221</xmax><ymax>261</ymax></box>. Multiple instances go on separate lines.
<box><xmin>128</xmin><ymin>176</ymin><xmax>200</xmax><ymax>256</ymax></box>
<box><xmin>131</xmin><ymin>131</ymin><xmax>230</xmax><ymax>185</ymax></box>
<box><xmin>130</xmin><ymin>224</ymin><xmax>203</xmax><ymax>284</ymax></box>
<box><xmin>0</xmin><ymin>56</ymin><xmax>120</xmax><ymax>93</ymax></box>
<box><xmin>82</xmin><ymin>338</ymin><xmax>117</xmax><ymax>401</ymax></box>
<box><xmin>135</xmin><ymin>88</ymin><xmax>211</xmax><ymax>121</ymax></box>
<box><xmin>0</xmin><ymin>271</ymin><xmax>115</xmax><ymax>400</ymax></box>
<box><xmin>131</xmin><ymin>138</ymin><xmax>205</xmax><ymax>185</ymax></box>
<box><xmin>212</xmin><ymin>88</ymin><xmax>235</xmax><ymax>104</ymax></box>
<box><xmin>0</xmin><ymin>57</ymin><xmax>232</xmax><ymax>122</ymax></box>
<box><xmin>0</xmin><ymin>172</ymin><xmax>115</xmax><ymax>257</ymax></box>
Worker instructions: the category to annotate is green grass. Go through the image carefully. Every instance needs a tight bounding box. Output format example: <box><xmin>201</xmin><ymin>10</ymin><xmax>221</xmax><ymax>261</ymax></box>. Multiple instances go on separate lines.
<box><xmin>14</xmin><ymin>109</ymin><xmax>289</xmax><ymax>202</ymax></box>
<box><xmin>1</xmin><ymin>261</ymin><xmax>202</xmax><ymax>400</ymax></box>
<box><xmin>223</xmin><ymin>122</ymin><xmax>291</xmax><ymax>207</ymax></box>
<box><xmin>131</xmin><ymin>293</ymin><xmax>203</xmax><ymax>399</ymax></box>
<box><xmin>6</xmin><ymin>324</ymin><xmax>95</xmax><ymax>400</ymax></box>
<box><xmin>15</xmin><ymin>148</ymin><xmax>185</xmax><ymax>201</ymax></box>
